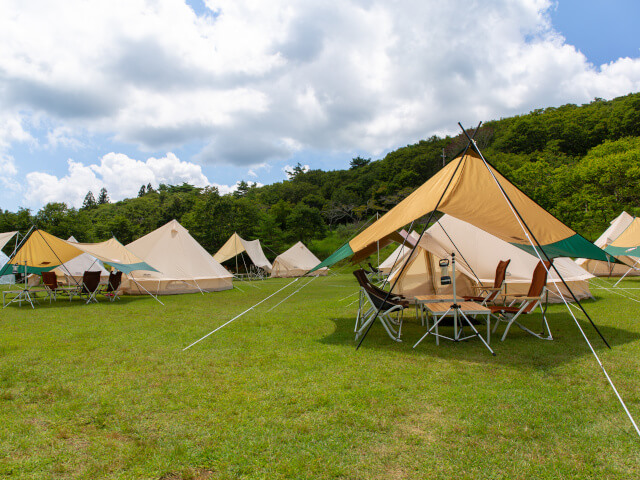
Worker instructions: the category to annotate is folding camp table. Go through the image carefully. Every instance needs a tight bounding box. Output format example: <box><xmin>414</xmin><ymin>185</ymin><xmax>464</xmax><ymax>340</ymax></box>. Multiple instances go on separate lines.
<box><xmin>413</xmin><ymin>301</ymin><xmax>494</xmax><ymax>354</ymax></box>
<box><xmin>413</xmin><ymin>294</ymin><xmax>455</xmax><ymax>326</ymax></box>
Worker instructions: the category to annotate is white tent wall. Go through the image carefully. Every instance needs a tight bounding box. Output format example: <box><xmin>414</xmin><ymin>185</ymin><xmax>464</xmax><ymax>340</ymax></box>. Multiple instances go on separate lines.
<box><xmin>388</xmin><ymin>244</ymin><xmax>475</xmax><ymax>297</ymax></box>
<box><xmin>53</xmin><ymin>236</ymin><xmax>110</xmax><ymax>285</ymax></box>
<box><xmin>0</xmin><ymin>251</ymin><xmax>14</xmax><ymax>285</ymax></box>
<box><xmin>428</xmin><ymin>215</ymin><xmax>594</xmax><ymax>303</ymax></box>
<box><xmin>271</xmin><ymin>241</ymin><xmax>327</xmax><ymax>278</ymax></box>
<box><xmin>378</xmin><ymin>231</ymin><xmax>420</xmax><ymax>274</ymax></box>
<box><xmin>576</xmin><ymin>211</ymin><xmax>640</xmax><ymax>276</ymax></box>
<box><xmin>122</xmin><ymin>219</ymin><xmax>233</xmax><ymax>295</ymax></box>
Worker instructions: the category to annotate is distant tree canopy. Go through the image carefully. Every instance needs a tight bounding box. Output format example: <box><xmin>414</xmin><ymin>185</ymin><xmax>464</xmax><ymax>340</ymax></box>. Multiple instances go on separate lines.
<box><xmin>2</xmin><ymin>92</ymin><xmax>640</xmax><ymax>257</ymax></box>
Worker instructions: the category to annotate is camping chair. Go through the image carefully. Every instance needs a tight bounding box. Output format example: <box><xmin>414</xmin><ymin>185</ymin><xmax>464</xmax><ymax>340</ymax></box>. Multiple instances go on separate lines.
<box><xmin>80</xmin><ymin>271</ymin><xmax>102</xmax><ymax>304</ymax></box>
<box><xmin>353</xmin><ymin>269</ymin><xmax>407</xmax><ymax>333</ymax></box>
<box><xmin>489</xmin><ymin>261</ymin><xmax>552</xmax><ymax>342</ymax></box>
<box><xmin>42</xmin><ymin>271</ymin><xmax>78</xmax><ymax>303</ymax></box>
<box><xmin>353</xmin><ymin>270</ymin><xmax>409</xmax><ymax>342</ymax></box>
<box><xmin>102</xmin><ymin>271</ymin><xmax>122</xmax><ymax>302</ymax></box>
<box><xmin>463</xmin><ymin>259</ymin><xmax>511</xmax><ymax>306</ymax></box>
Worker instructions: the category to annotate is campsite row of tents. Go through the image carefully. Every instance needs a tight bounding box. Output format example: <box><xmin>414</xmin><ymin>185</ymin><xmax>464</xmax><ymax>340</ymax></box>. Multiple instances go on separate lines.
<box><xmin>0</xmin><ymin>221</ymin><xmax>327</xmax><ymax>297</ymax></box>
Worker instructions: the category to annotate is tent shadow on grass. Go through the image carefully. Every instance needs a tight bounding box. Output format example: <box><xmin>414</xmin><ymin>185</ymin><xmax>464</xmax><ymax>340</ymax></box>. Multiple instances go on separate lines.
<box><xmin>319</xmin><ymin>310</ymin><xmax>640</xmax><ymax>368</ymax></box>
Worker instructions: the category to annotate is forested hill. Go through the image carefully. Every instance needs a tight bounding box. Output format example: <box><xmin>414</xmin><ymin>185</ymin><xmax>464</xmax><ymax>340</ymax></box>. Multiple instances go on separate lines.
<box><xmin>1</xmin><ymin>92</ymin><xmax>640</xmax><ymax>259</ymax></box>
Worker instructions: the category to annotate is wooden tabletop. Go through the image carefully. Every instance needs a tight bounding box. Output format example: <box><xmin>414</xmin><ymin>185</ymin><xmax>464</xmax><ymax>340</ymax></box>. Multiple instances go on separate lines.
<box><xmin>425</xmin><ymin>301</ymin><xmax>490</xmax><ymax>314</ymax></box>
<box><xmin>413</xmin><ymin>294</ymin><xmax>454</xmax><ymax>303</ymax></box>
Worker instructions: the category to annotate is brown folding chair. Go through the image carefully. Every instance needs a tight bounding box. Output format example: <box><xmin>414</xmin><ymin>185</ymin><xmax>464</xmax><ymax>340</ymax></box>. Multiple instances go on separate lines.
<box><xmin>80</xmin><ymin>271</ymin><xmax>102</xmax><ymax>304</ymax></box>
<box><xmin>489</xmin><ymin>261</ymin><xmax>552</xmax><ymax>341</ymax></box>
<box><xmin>463</xmin><ymin>259</ymin><xmax>511</xmax><ymax>305</ymax></box>
<box><xmin>102</xmin><ymin>271</ymin><xmax>122</xmax><ymax>302</ymax></box>
<box><xmin>42</xmin><ymin>271</ymin><xmax>78</xmax><ymax>303</ymax></box>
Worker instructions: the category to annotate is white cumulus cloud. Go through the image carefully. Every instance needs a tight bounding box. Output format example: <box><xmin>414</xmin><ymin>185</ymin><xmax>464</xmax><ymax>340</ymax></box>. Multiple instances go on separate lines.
<box><xmin>24</xmin><ymin>152</ymin><xmax>213</xmax><ymax>208</ymax></box>
<box><xmin>0</xmin><ymin>0</ymin><xmax>637</xmax><ymax>181</ymax></box>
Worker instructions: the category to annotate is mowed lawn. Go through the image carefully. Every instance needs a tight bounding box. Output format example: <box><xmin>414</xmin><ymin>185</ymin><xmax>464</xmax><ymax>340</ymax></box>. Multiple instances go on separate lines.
<box><xmin>1</xmin><ymin>273</ymin><xmax>640</xmax><ymax>479</ymax></box>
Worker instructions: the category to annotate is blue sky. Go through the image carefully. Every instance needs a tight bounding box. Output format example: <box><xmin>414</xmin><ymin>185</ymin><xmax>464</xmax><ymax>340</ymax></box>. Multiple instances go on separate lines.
<box><xmin>0</xmin><ymin>0</ymin><xmax>639</xmax><ymax>212</ymax></box>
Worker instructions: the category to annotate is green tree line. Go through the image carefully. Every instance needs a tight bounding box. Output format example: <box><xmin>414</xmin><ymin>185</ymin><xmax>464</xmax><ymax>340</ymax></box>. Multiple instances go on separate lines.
<box><xmin>2</xmin><ymin>92</ymin><xmax>640</xmax><ymax>258</ymax></box>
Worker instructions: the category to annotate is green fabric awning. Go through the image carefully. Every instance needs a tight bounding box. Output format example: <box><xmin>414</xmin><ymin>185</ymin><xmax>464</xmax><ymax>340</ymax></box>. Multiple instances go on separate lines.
<box><xmin>308</xmin><ymin>243</ymin><xmax>353</xmax><ymax>273</ymax></box>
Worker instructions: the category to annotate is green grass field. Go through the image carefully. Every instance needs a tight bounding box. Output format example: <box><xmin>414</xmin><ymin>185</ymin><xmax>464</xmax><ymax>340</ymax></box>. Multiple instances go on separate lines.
<box><xmin>1</xmin><ymin>273</ymin><xmax>639</xmax><ymax>479</ymax></box>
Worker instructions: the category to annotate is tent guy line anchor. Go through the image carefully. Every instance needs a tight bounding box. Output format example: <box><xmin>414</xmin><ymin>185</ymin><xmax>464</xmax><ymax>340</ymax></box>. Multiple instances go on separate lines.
<box><xmin>182</xmin><ymin>278</ymin><xmax>299</xmax><ymax>351</ymax></box>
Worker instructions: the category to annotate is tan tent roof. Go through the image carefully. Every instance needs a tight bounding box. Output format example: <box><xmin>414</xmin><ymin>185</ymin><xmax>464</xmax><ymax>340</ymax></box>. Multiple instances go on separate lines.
<box><xmin>53</xmin><ymin>236</ymin><xmax>109</xmax><ymax>279</ymax></box>
<box><xmin>71</xmin><ymin>238</ymin><xmax>156</xmax><ymax>274</ymax></box>
<box><xmin>123</xmin><ymin>219</ymin><xmax>232</xmax><ymax>294</ymax></box>
<box><xmin>0</xmin><ymin>231</ymin><xmax>18</xmax><ymax>251</ymax></box>
<box><xmin>576</xmin><ymin>212</ymin><xmax>639</xmax><ymax>276</ymax></box>
<box><xmin>213</xmin><ymin>232</ymin><xmax>272</xmax><ymax>272</ymax></box>
<box><xmin>271</xmin><ymin>241</ymin><xmax>327</xmax><ymax>277</ymax></box>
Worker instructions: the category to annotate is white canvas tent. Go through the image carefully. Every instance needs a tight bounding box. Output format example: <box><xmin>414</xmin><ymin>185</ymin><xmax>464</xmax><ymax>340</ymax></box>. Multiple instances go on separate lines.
<box><xmin>271</xmin><ymin>241</ymin><xmax>327</xmax><ymax>277</ymax></box>
<box><xmin>576</xmin><ymin>211</ymin><xmax>640</xmax><ymax>276</ymax></box>
<box><xmin>122</xmin><ymin>219</ymin><xmax>233</xmax><ymax>295</ymax></box>
<box><xmin>0</xmin><ymin>231</ymin><xmax>18</xmax><ymax>251</ymax></box>
<box><xmin>0</xmin><ymin>251</ymin><xmax>14</xmax><ymax>284</ymax></box>
<box><xmin>53</xmin><ymin>236</ymin><xmax>110</xmax><ymax>285</ymax></box>
<box><xmin>388</xmin><ymin>215</ymin><xmax>594</xmax><ymax>303</ymax></box>
<box><xmin>378</xmin><ymin>231</ymin><xmax>420</xmax><ymax>274</ymax></box>
<box><xmin>213</xmin><ymin>232</ymin><xmax>272</xmax><ymax>273</ymax></box>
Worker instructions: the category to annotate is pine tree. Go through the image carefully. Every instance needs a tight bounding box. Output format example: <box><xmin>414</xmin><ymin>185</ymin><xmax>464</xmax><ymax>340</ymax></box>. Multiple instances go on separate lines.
<box><xmin>82</xmin><ymin>191</ymin><xmax>96</xmax><ymax>209</ymax></box>
<box><xmin>97</xmin><ymin>187</ymin><xmax>110</xmax><ymax>204</ymax></box>
<box><xmin>146</xmin><ymin>183</ymin><xmax>155</xmax><ymax>194</ymax></box>
<box><xmin>138</xmin><ymin>185</ymin><xmax>146</xmax><ymax>197</ymax></box>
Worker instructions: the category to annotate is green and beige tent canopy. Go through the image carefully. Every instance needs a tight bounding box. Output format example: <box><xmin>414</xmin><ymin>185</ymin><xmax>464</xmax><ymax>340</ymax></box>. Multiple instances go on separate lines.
<box><xmin>312</xmin><ymin>150</ymin><xmax>612</xmax><ymax>272</ymax></box>
<box><xmin>576</xmin><ymin>211</ymin><xmax>640</xmax><ymax>276</ymax></box>
<box><xmin>604</xmin><ymin>216</ymin><xmax>640</xmax><ymax>259</ymax></box>
<box><xmin>0</xmin><ymin>229</ymin><xmax>157</xmax><ymax>276</ymax></box>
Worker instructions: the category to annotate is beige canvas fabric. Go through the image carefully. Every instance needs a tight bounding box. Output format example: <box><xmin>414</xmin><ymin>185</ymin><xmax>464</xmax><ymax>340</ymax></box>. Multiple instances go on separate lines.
<box><xmin>351</xmin><ymin>150</ymin><xmax>577</xmax><ymax>254</ymax></box>
<box><xmin>213</xmin><ymin>232</ymin><xmax>272</xmax><ymax>272</ymax></box>
<box><xmin>576</xmin><ymin>212</ymin><xmax>640</xmax><ymax>276</ymax></box>
<box><xmin>122</xmin><ymin>219</ymin><xmax>233</xmax><ymax>295</ymax></box>
<box><xmin>428</xmin><ymin>215</ymin><xmax>593</xmax><ymax>302</ymax></box>
<box><xmin>54</xmin><ymin>236</ymin><xmax>110</xmax><ymax>285</ymax></box>
<box><xmin>378</xmin><ymin>231</ymin><xmax>420</xmax><ymax>273</ymax></box>
<box><xmin>388</xmin><ymin>233</ymin><xmax>475</xmax><ymax>297</ymax></box>
<box><xmin>71</xmin><ymin>238</ymin><xmax>149</xmax><ymax>268</ymax></box>
<box><xmin>0</xmin><ymin>231</ymin><xmax>17</xmax><ymax>251</ymax></box>
<box><xmin>271</xmin><ymin>241</ymin><xmax>327</xmax><ymax>277</ymax></box>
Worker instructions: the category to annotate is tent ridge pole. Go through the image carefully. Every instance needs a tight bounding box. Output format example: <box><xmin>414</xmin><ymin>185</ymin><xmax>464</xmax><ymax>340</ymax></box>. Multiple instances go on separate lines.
<box><xmin>356</xmin><ymin>122</ymin><xmax>482</xmax><ymax>349</ymax></box>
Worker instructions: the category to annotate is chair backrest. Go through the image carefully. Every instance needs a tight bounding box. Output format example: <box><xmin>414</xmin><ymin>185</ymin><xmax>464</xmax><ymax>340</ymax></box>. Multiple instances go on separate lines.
<box><xmin>105</xmin><ymin>271</ymin><xmax>122</xmax><ymax>293</ymax></box>
<box><xmin>353</xmin><ymin>269</ymin><xmax>408</xmax><ymax>309</ymax></box>
<box><xmin>368</xmin><ymin>262</ymin><xmax>379</xmax><ymax>273</ymax></box>
<box><xmin>486</xmin><ymin>259</ymin><xmax>511</xmax><ymax>302</ymax></box>
<box><xmin>82</xmin><ymin>271</ymin><xmax>101</xmax><ymax>294</ymax></box>
<box><xmin>42</xmin><ymin>271</ymin><xmax>58</xmax><ymax>290</ymax></box>
<box><xmin>524</xmin><ymin>261</ymin><xmax>551</xmax><ymax>313</ymax></box>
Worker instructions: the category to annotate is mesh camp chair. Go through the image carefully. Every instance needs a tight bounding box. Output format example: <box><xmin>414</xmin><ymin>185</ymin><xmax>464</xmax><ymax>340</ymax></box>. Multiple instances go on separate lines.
<box><xmin>463</xmin><ymin>259</ymin><xmax>511</xmax><ymax>305</ymax></box>
<box><xmin>80</xmin><ymin>271</ymin><xmax>102</xmax><ymax>304</ymax></box>
<box><xmin>353</xmin><ymin>269</ymin><xmax>409</xmax><ymax>342</ymax></box>
<box><xmin>353</xmin><ymin>269</ymin><xmax>407</xmax><ymax>333</ymax></box>
<box><xmin>489</xmin><ymin>261</ymin><xmax>552</xmax><ymax>341</ymax></box>
<box><xmin>102</xmin><ymin>271</ymin><xmax>122</xmax><ymax>302</ymax></box>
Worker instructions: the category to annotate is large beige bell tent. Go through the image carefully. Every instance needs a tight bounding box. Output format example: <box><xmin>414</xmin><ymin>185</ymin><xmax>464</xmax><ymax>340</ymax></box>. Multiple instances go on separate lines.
<box><xmin>423</xmin><ymin>215</ymin><xmax>594</xmax><ymax>302</ymax></box>
<box><xmin>122</xmin><ymin>220</ymin><xmax>233</xmax><ymax>295</ymax></box>
<box><xmin>213</xmin><ymin>232</ymin><xmax>272</xmax><ymax>273</ymax></box>
<box><xmin>271</xmin><ymin>241</ymin><xmax>327</xmax><ymax>277</ymax></box>
<box><xmin>576</xmin><ymin>211</ymin><xmax>640</xmax><ymax>276</ymax></box>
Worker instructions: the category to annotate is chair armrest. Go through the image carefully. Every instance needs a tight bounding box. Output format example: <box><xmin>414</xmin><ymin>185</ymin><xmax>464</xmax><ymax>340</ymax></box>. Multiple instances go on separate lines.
<box><xmin>517</xmin><ymin>296</ymin><xmax>543</xmax><ymax>302</ymax></box>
